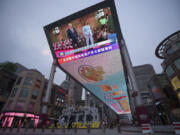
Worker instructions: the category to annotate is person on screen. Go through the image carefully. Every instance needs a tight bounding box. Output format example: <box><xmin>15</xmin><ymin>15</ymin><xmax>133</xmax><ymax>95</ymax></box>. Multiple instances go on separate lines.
<box><xmin>78</xmin><ymin>33</ymin><xmax>86</xmax><ymax>47</ymax></box>
<box><xmin>99</xmin><ymin>16</ymin><xmax>108</xmax><ymax>29</ymax></box>
<box><xmin>82</xmin><ymin>22</ymin><xmax>94</xmax><ymax>46</ymax></box>
<box><xmin>97</xmin><ymin>28</ymin><xmax>104</xmax><ymax>42</ymax></box>
<box><xmin>66</xmin><ymin>23</ymin><xmax>79</xmax><ymax>49</ymax></box>
<box><xmin>106</xmin><ymin>13</ymin><xmax>115</xmax><ymax>33</ymax></box>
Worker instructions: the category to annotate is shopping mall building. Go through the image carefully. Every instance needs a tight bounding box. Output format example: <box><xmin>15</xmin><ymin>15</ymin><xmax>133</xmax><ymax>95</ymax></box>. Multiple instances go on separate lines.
<box><xmin>155</xmin><ymin>30</ymin><xmax>180</xmax><ymax>101</ymax></box>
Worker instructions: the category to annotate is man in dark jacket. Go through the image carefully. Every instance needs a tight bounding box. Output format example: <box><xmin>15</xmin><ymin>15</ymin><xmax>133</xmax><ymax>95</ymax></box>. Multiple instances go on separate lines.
<box><xmin>68</xmin><ymin>116</ymin><xmax>73</xmax><ymax>129</ymax></box>
<box><xmin>67</xmin><ymin>23</ymin><xmax>79</xmax><ymax>49</ymax></box>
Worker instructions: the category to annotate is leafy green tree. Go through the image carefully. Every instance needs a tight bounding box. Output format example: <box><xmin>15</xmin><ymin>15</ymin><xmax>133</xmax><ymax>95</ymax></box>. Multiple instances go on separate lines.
<box><xmin>0</xmin><ymin>62</ymin><xmax>17</xmax><ymax>73</ymax></box>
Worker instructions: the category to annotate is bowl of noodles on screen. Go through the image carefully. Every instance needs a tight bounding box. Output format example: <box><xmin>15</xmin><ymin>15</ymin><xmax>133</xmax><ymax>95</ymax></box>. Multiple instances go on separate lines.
<box><xmin>78</xmin><ymin>65</ymin><xmax>105</xmax><ymax>82</ymax></box>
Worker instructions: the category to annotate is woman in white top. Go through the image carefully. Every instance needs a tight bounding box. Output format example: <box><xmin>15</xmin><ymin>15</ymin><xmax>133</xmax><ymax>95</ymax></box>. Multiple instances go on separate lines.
<box><xmin>82</xmin><ymin>22</ymin><xmax>94</xmax><ymax>46</ymax></box>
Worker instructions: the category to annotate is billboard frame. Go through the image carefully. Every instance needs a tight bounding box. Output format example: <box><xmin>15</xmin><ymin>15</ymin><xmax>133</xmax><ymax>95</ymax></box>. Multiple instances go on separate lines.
<box><xmin>44</xmin><ymin>0</ymin><xmax>131</xmax><ymax>115</ymax></box>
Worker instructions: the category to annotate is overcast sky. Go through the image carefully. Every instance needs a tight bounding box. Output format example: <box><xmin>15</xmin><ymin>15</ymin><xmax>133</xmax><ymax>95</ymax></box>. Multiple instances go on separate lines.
<box><xmin>0</xmin><ymin>0</ymin><xmax>180</xmax><ymax>85</ymax></box>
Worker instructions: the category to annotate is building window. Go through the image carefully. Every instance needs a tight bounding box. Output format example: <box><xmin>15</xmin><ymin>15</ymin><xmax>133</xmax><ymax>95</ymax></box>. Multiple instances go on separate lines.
<box><xmin>166</xmin><ymin>47</ymin><xmax>174</xmax><ymax>55</ymax></box>
<box><xmin>27</xmin><ymin>102</ymin><xmax>35</xmax><ymax>112</ymax></box>
<box><xmin>6</xmin><ymin>100</ymin><xmax>13</xmax><ymax>110</ymax></box>
<box><xmin>167</xmin><ymin>41</ymin><xmax>180</xmax><ymax>55</ymax></box>
<box><xmin>35</xmin><ymin>79</ymin><xmax>41</xmax><ymax>88</ymax></box>
<box><xmin>16</xmin><ymin>77</ymin><xmax>22</xmax><ymax>85</ymax></box>
<box><xmin>11</xmin><ymin>88</ymin><xmax>18</xmax><ymax>97</ymax></box>
<box><xmin>176</xmin><ymin>41</ymin><xmax>180</xmax><ymax>49</ymax></box>
<box><xmin>15</xmin><ymin>100</ymin><xmax>25</xmax><ymax>111</ymax></box>
<box><xmin>31</xmin><ymin>91</ymin><xmax>38</xmax><ymax>99</ymax></box>
<box><xmin>166</xmin><ymin>65</ymin><xmax>174</xmax><ymax>77</ymax></box>
<box><xmin>23</xmin><ymin>77</ymin><xmax>33</xmax><ymax>86</ymax></box>
<box><xmin>174</xmin><ymin>58</ymin><xmax>180</xmax><ymax>69</ymax></box>
<box><xmin>19</xmin><ymin>87</ymin><xmax>29</xmax><ymax>98</ymax></box>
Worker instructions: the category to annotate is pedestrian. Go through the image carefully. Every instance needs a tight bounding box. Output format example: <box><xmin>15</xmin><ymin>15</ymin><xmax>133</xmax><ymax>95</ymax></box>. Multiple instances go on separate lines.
<box><xmin>59</xmin><ymin>117</ymin><xmax>65</xmax><ymax>127</ymax></box>
<box><xmin>68</xmin><ymin>116</ymin><xmax>73</xmax><ymax>129</ymax></box>
<box><xmin>102</xmin><ymin>120</ymin><xmax>105</xmax><ymax>128</ymax></box>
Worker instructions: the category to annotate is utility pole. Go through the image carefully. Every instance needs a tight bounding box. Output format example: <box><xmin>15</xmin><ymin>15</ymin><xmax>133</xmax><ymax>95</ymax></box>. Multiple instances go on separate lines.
<box><xmin>121</xmin><ymin>39</ymin><xmax>142</xmax><ymax>109</ymax></box>
<box><xmin>42</xmin><ymin>59</ymin><xmax>57</xmax><ymax>114</ymax></box>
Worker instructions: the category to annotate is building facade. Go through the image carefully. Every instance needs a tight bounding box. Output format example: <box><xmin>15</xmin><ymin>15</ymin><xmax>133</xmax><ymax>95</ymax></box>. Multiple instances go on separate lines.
<box><xmin>133</xmin><ymin>64</ymin><xmax>155</xmax><ymax>106</ymax></box>
<box><xmin>65</xmin><ymin>75</ymin><xmax>82</xmax><ymax>106</ymax></box>
<box><xmin>0</xmin><ymin>68</ymin><xmax>17</xmax><ymax>112</ymax></box>
<box><xmin>0</xmin><ymin>61</ymin><xmax>67</xmax><ymax>128</ymax></box>
<box><xmin>3</xmin><ymin>69</ymin><xmax>45</xmax><ymax>113</ymax></box>
<box><xmin>148</xmin><ymin>74</ymin><xmax>178</xmax><ymax>102</ymax></box>
<box><xmin>0</xmin><ymin>62</ymin><xmax>30</xmax><ymax>112</ymax></box>
<box><xmin>14</xmin><ymin>63</ymin><xmax>28</xmax><ymax>75</ymax></box>
<box><xmin>0</xmin><ymin>68</ymin><xmax>66</xmax><ymax>128</ymax></box>
<box><xmin>0</xmin><ymin>69</ymin><xmax>45</xmax><ymax>128</ymax></box>
<box><xmin>155</xmin><ymin>30</ymin><xmax>180</xmax><ymax>101</ymax></box>
<box><xmin>147</xmin><ymin>73</ymin><xmax>178</xmax><ymax>124</ymax></box>
<box><xmin>155</xmin><ymin>30</ymin><xmax>180</xmax><ymax>121</ymax></box>
<box><xmin>41</xmin><ymin>80</ymin><xmax>65</xmax><ymax>119</ymax></box>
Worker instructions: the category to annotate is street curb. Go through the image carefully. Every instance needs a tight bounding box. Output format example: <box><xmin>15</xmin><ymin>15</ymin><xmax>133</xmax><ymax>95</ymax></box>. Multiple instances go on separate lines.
<box><xmin>121</xmin><ymin>129</ymin><xmax>175</xmax><ymax>134</ymax></box>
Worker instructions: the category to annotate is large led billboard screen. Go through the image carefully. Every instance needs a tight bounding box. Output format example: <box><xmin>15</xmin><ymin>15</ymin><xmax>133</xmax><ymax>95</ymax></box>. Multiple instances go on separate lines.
<box><xmin>44</xmin><ymin>0</ymin><xmax>131</xmax><ymax>114</ymax></box>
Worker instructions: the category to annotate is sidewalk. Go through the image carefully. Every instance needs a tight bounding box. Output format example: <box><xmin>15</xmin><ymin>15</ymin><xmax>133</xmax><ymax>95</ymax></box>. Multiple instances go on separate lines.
<box><xmin>0</xmin><ymin>125</ymin><xmax>175</xmax><ymax>135</ymax></box>
<box><xmin>120</xmin><ymin>125</ymin><xmax>174</xmax><ymax>134</ymax></box>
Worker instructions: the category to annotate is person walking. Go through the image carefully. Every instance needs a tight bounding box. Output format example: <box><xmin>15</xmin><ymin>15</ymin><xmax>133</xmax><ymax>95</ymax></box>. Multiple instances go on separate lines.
<box><xmin>68</xmin><ymin>116</ymin><xmax>73</xmax><ymax>129</ymax></box>
<box><xmin>59</xmin><ymin>117</ymin><xmax>65</xmax><ymax>127</ymax></box>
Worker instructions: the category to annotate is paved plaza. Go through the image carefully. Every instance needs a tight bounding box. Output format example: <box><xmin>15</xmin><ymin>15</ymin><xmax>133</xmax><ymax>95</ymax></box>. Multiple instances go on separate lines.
<box><xmin>0</xmin><ymin>125</ymin><xmax>176</xmax><ymax>135</ymax></box>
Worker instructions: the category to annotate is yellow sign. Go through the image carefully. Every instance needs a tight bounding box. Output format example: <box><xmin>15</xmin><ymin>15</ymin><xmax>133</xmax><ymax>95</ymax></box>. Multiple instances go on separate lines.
<box><xmin>178</xmin><ymin>93</ymin><xmax>180</xmax><ymax>100</ymax></box>
<box><xmin>49</xmin><ymin>121</ymin><xmax>100</xmax><ymax>129</ymax></box>
<box><xmin>171</xmin><ymin>76</ymin><xmax>180</xmax><ymax>91</ymax></box>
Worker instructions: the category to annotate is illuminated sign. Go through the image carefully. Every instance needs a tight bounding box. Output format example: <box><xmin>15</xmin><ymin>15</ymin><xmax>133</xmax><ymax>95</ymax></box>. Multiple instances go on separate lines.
<box><xmin>44</xmin><ymin>0</ymin><xmax>130</xmax><ymax>114</ymax></box>
<box><xmin>171</xmin><ymin>76</ymin><xmax>180</xmax><ymax>91</ymax></box>
<box><xmin>58</xmin><ymin>89</ymin><xmax>65</xmax><ymax>94</ymax></box>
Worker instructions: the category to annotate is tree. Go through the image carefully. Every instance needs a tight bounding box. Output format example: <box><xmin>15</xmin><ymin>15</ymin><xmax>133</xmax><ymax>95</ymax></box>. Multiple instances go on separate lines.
<box><xmin>0</xmin><ymin>62</ymin><xmax>17</xmax><ymax>73</ymax></box>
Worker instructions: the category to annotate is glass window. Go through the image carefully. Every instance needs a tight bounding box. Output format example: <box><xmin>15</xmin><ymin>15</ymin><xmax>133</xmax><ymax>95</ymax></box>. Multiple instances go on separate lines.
<box><xmin>31</xmin><ymin>91</ymin><xmax>38</xmax><ymax>99</ymax></box>
<box><xmin>19</xmin><ymin>87</ymin><xmax>29</xmax><ymax>98</ymax></box>
<box><xmin>166</xmin><ymin>47</ymin><xmax>174</xmax><ymax>55</ymax></box>
<box><xmin>23</xmin><ymin>77</ymin><xmax>33</xmax><ymax>86</ymax></box>
<box><xmin>166</xmin><ymin>65</ymin><xmax>174</xmax><ymax>77</ymax></box>
<box><xmin>11</xmin><ymin>88</ymin><xmax>18</xmax><ymax>97</ymax></box>
<box><xmin>16</xmin><ymin>77</ymin><xmax>22</xmax><ymax>85</ymax></box>
<box><xmin>35</xmin><ymin>79</ymin><xmax>41</xmax><ymax>88</ymax></box>
<box><xmin>174</xmin><ymin>58</ymin><xmax>180</xmax><ymax>69</ymax></box>
<box><xmin>176</xmin><ymin>41</ymin><xmax>180</xmax><ymax>49</ymax></box>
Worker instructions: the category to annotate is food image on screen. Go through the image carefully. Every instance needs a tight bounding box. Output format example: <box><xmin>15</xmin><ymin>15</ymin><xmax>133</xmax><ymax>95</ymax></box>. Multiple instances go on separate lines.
<box><xmin>119</xmin><ymin>100</ymin><xmax>130</xmax><ymax>111</ymax></box>
<box><xmin>112</xmin><ymin>90</ymin><xmax>123</xmax><ymax>96</ymax></box>
<box><xmin>113</xmin><ymin>96</ymin><xmax>126</xmax><ymax>100</ymax></box>
<box><xmin>60</xmin><ymin>48</ymin><xmax>131</xmax><ymax>114</ymax></box>
<box><xmin>79</xmin><ymin>65</ymin><xmax>105</xmax><ymax>82</ymax></box>
<box><xmin>99</xmin><ymin>84</ymin><xmax>112</xmax><ymax>92</ymax></box>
